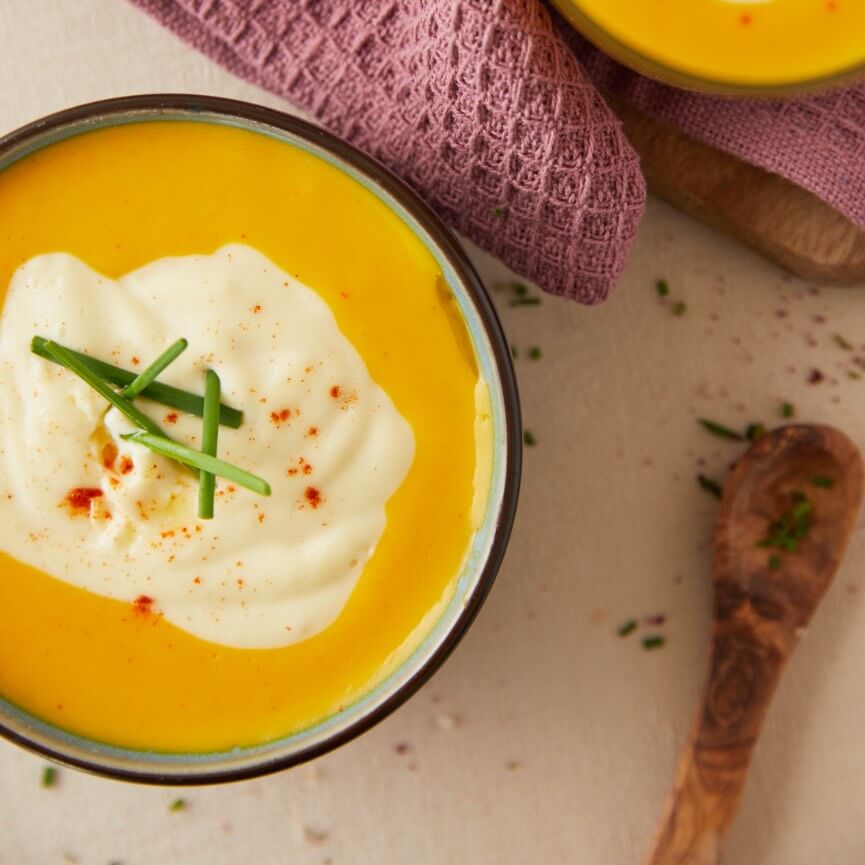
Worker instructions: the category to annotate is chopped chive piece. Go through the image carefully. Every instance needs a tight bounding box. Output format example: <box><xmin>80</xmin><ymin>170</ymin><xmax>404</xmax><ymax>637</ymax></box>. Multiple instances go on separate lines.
<box><xmin>41</xmin><ymin>765</ymin><xmax>57</xmax><ymax>787</ymax></box>
<box><xmin>698</xmin><ymin>418</ymin><xmax>745</xmax><ymax>441</ymax></box>
<box><xmin>757</xmin><ymin>491</ymin><xmax>813</xmax><ymax>554</ymax></box>
<box><xmin>123</xmin><ymin>432</ymin><xmax>270</xmax><ymax>496</ymax></box>
<box><xmin>514</xmin><ymin>283</ymin><xmax>528</xmax><ymax>297</ymax></box>
<box><xmin>509</xmin><ymin>297</ymin><xmax>541</xmax><ymax>307</ymax></box>
<box><xmin>655</xmin><ymin>279</ymin><xmax>669</xmax><ymax>297</ymax></box>
<box><xmin>697</xmin><ymin>474</ymin><xmax>723</xmax><ymax>499</ymax></box>
<box><xmin>40</xmin><ymin>340</ymin><xmax>166</xmax><ymax>438</ymax></box>
<box><xmin>31</xmin><ymin>337</ymin><xmax>242</xmax><ymax>428</ymax></box>
<box><xmin>523</xmin><ymin>430</ymin><xmax>536</xmax><ymax>447</ymax></box>
<box><xmin>768</xmin><ymin>554</ymin><xmax>782</xmax><ymax>571</ymax></box>
<box><xmin>528</xmin><ymin>346</ymin><xmax>542</xmax><ymax>360</ymax></box>
<box><xmin>746</xmin><ymin>422</ymin><xmax>768</xmax><ymax>443</ymax></box>
<box><xmin>672</xmin><ymin>301</ymin><xmax>687</xmax><ymax>317</ymax></box>
<box><xmin>642</xmin><ymin>635</ymin><xmax>665</xmax><ymax>651</ymax></box>
<box><xmin>810</xmin><ymin>475</ymin><xmax>835</xmax><ymax>489</ymax></box>
<box><xmin>781</xmin><ymin>401</ymin><xmax>795</xmax><ymax>418</ymax></box>
<box><xmin>492</xmin><ymin>206</ymin><xmax>504</xmax><ymax>218</ymax></box>
<box><xmin>169</xmin><ymin>798</ymin><xmax>187</xmax><ymax>812</ymax></box>
<box><xmin>617</xmin><ymin>619</ymin><xmax>637</xmax><ymax>637</ymax></box>
<box><xmin>849</xmin><ymin>371</ymin><xmax>862</xmax><ymax>381</ymax></box>
<box><xmin>510</xmin><ymin>345</ymin><xmax>518</xmax><ymax>359</ymax></box>
<box><xmin>198</xmin><ymin>370</ymin><xmax>220</xmax><ymax>520</ymax></box>
<box><xmin>121</xmin><ymin>338</ymin><xmax>188</xmax><ymax>398</ymax></box>
<box><xmin>834</xmin><ymin>334</ymin><xmax>854</xmax><ymax>351</ymax></box>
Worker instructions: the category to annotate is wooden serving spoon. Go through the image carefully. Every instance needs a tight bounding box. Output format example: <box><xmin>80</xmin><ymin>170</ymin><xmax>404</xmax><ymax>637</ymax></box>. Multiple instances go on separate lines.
<box><xmin>644</xmin><ymin>424</ymin><xmax>864</xmax><ymax>865</ymax></box>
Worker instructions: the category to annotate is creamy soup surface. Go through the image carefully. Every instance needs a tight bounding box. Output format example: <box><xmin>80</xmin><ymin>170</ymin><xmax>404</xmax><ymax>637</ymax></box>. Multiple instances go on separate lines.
<box><xmin>0</xmin><ymin>121</ymin><xmax>488</xmax><ymax>752</ymax></box>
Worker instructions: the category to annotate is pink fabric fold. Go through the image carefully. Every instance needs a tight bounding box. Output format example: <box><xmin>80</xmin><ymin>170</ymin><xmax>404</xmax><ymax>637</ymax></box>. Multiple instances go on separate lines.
<box><xmin>128</xmin><ymin>0</ymin><xmax>865</xmax><ymax>303</ymax></box>
<box><xmin>127</xmin><ymin>0</ymin><xmax>646</xmax><ymax>304</ymax></box>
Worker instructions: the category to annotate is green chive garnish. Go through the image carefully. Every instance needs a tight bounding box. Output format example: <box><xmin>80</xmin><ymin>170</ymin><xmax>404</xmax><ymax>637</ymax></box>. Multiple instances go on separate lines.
<box><xmin>123</xmin><ymin>432</ymin><xmax>270</xmax><ymax>496</ymax></box>
<box><xmin>121</xmin><ymin>338</ymin><xmax>188</xmax><ymax>398</ymax></box>
<box><xmin>31</xmin><ymin>337</ymin><xmax>242</xmax><ymax>428</ymax></box>
<box><xmin>492</xmin><ymin>206</ymin><xmax>504</xmax><ymax>218</ymax></box>
<box><xmin>810</xmin><ymin>475</ymin><xmax>835</xmax><ymax>489</ymax></box>
<box><xmin>834</xmin><ymin>334</ymin><xmax>854</xmax><ymax>351</ymax></box>
<box><xmin>697</xmin><ymin>474</ymin><xmax>723</xmax><ymax>499</ymax></box>
<box><xmin>523</xmin><ymin>430</ymin><xmax>536</xmax><ymax>447</ymax></box>
<box><xmin>642</xmin><ymin>635</ymin><xmax>665</xmax><ymax>651</ymax></box>
<box><xmin>746</xmin><ymin>422</ymin><xmax>768</xmax><ymax>443</ymax></box>
<box><xmin>169</xmin><ymin>798</ymin><xmax>187</xmax><ymax>812</ymax></box>
<box><xmin>618</xmin><ymin>619</ymin><xmax>637</xmax><ymax>637</ymax></box>
<box><xmin>510</xmin><ymin>297</ymin><xmax>541</xmax><ymax>307</ymax></box>
<box><xmin>528</xmin><ymin>346</ymin><xmax>542</xmax><ymax>360</ymax></box>
<box><xmin>698</xmin><ymin>419</ymin><xmax>745</xmax><ymax>441</ymax></box>
<box><xmin>41</xmin><ymin>765</ymin><xmax>57</xmax><ymax>787</ymax></box>
<box><xmin>655</xmin><ymin>279</ymin><xmax>669</xmax><ymax>297</ymax></box>
<box><xmin>198</xmin><ymin>370</ymin><xmax>220</xmax><ymax>519</ymax></box>
<box><xmin>510</xmin><ymin>345</ymin><xmax>518</xmax><ymax>359</ymax></box>
<box><xmin>514</xmin><ymin>283</ymin><xmax>529</xmax><ymax>297</ymax></box>
<box><xmin>672</xmin><ymin>301</ymin><xmax>687</xmax><ymax>317</ymax></box>
<box><xmin>40</xmin><ymin>340</ymin><xmax>166</xmax><ymax>438</ymax></box>
<box><xmin>781</xmin><ymin>401</ymin><xmax>795</xmax><ymax>418</ymax></box>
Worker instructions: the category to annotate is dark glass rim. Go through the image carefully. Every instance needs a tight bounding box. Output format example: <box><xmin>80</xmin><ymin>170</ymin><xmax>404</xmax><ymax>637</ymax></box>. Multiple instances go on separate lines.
<box><xmin>0</xmin><ymin>94</ymin><xmax>522</xmax><ymax>785</ymax></box>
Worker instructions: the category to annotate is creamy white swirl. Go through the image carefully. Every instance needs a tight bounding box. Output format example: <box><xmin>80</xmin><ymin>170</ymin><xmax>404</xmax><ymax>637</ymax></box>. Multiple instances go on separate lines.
<box><xmin>0</xmin><ymin>245</ymin><xmax>415</xmax><ymax>648</ymax></box>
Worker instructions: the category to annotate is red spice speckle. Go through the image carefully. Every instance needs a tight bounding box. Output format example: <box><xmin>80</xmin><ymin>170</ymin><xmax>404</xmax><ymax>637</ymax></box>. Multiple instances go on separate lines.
<box><xmin>193</xmin><ymin>576</ymin><xmax>201</xmax><ymax>585</ymax></box>
<box><xmin>286</xmin><ymin>467</ymin><xmax>298</xmax><ymax>476</ymax></box>
<box><xmin>164</xmin><ymin>412</ymin><xmax>179</xmax><ymax>424</ymax></box>
<box><xmin>257</xmin><ymin>512</ymin><xmax>266</xmax><ymax>524</ymax></box>
<box><xmin>101</xmin><ymin>441</ymin><xmax>118</xmax><ymax>470</ymax></box>
<box><xmin>133</xmin><ymin>594</ymin><xmax>154</xmax><ymax>615</ymax></box>
<box><xmin>808</xmin><ymin>368</ymin><xmax>825</xmax><ymax>384</ymax></box>
<box><xmin>740</xmin><ymin>12</ymin><xmax>753</xmax><ymax>24</ymax></box>
<box><xmin>131</xmin><ymin>356</ymin><xmax>140</xmax><ymax>366</ymax></box>
<box><xmin>305</xmin><ymin>486</ymin><xmax>323</xmax><ymax>508</ymax></box>
<box><xmin>306</xmin><ymin>426</ymin><xmax>318</xmax><ymax>438</ymax></box>
<box><xmin>645</xmin><ymin>613</ymin><xmax>667</xmax><ymax>627</ymax></box>
<box><xmin>118</xmin><ymin>456</ymin><xmax>134</xmax><ymax>475</ymax></box>
<box><xmin>251</xmin><ymin>304</ymin><xmax>262</xmax><ymax>314</ymax></box>
<box><xmin>62</xmin><ymin>487</ymin><xmax>103</xmax><ymax>514</ymax></box>
<box><xmin>827</xmin><ymin>1</ymin><xmax>838</xmax><ymax>10</ymax></box>
<box><xmin>330</xmin><ymin>385</ymin><xmax>341</xmax><ymax>398</ymax></box>
<box><xmin>270</xmin><ymin>408</ymin><xmax>291</xmax><ymax>425</ymax></box>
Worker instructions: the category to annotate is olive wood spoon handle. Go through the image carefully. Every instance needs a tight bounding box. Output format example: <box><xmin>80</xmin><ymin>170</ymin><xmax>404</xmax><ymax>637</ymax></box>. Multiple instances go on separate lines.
<box><xmin>644</xmin><ymin>424</ymin><xmax>864</xmax><ymax>865</ymax></box>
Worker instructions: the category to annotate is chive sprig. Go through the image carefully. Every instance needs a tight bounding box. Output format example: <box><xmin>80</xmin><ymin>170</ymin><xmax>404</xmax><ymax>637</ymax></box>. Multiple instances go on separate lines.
<box><xmin>197</xmin><ymin>369</ymin><xmax>221</xmax><ymax>519</ymax></box>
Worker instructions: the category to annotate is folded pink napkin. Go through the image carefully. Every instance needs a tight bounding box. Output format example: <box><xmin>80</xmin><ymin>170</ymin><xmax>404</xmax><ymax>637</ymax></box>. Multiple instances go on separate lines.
<box><xmin>129</xmin><ymin>0</ymin><xmax>865</xmax><ymax>304</ymax></box>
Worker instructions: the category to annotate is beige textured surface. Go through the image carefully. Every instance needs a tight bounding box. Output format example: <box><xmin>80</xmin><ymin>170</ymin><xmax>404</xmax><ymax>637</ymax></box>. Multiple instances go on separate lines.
<box><xmin>2</xmin><ymin>2</ymin><xmax>865</xmax><ymax>864</ymax></box>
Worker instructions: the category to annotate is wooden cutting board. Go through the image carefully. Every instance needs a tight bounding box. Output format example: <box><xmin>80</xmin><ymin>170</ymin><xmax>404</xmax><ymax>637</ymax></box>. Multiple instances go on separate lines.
<box><xmin>608</xmin><ymin>98</ymin><xmax>865</xmax><ymax>284</ymax></box>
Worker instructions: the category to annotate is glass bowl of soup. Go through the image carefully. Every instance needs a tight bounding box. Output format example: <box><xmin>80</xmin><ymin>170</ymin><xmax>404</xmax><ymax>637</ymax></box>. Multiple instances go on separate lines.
<box><xmin>551</xmin><ymin>0</ymin><xmax>865</xmax><ymax>95</ymax></box>
<box><xmin>0</xmin><ymin>95</ymin><xmax>521</xmax><ymax>783</ymax></box>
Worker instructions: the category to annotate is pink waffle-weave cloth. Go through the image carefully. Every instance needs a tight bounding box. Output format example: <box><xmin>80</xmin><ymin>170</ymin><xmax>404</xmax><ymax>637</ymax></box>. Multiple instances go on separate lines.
<box><xmin>128</xmin><ymin>0</ymin><xmax>865</xmax><ymax>304</ymax></box>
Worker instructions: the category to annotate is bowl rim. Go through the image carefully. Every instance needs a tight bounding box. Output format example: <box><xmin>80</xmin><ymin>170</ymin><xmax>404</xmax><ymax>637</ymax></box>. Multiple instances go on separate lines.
<box><xmin>549</xmin><ymin>0</ymin><xmax>865</xmax><ymax>97</ymax></box>
<box><xmin>0</xmin><ymin>93</ymin><xmax>522</xmax><ymax>785</ymax></box>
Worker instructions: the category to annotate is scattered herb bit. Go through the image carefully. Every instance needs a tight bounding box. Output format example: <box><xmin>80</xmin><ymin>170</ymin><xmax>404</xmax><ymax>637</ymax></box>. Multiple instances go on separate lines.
<box><xmin>528</xmin><ymin>346</ymin><xmax>542</xmax><ymax>360</ymax></box>
<box><xmin>510</xmin><ymin>345</ymin><xmax>518</xmax><ymax>359</ymax></box>
<box><xmin>698</xmin><ymin>418</ymin><xmax>745</xmax><ymax>441</ymax></box>
<box><xmin>121</xmin><ymin>338</ymin><xmax>187</xmax><ymax>398</ymax></box>
<box><xmin>169</xmin><ymin>798</ymin><xmax>187</xmax><ymax>812</ymax></box>
<box><xmin>510</xmin><ymin>297</ymin><xmax>541</xmax><ymax>307</ymax></box>
<box><xmin>810</xmin><ymin>475</ymin><xmax>835</xmax><ymax>489</ymax></box>
<box><xmin>757</xmin><ymin>491</ymin><xmax>813</xmax><ymax>554</ymax></box>
<box><xmin>31</xmin><ymin>336</ymin><xmax>242</xmax><ymax>428</ymax></box>
<box><xmin>834</xmin><ymin>334</ymin><xmax>854</xmax><ymax>351</ymax></box>
<box><xmin>514</xmin><ymin>283</ymin><xmax>528</xmax><ymax>297</ymax></box>
<box><xmin>492</xmin><ymin>206</ymin><xmax>504</xmax><ymax>218</ymax></box>
<box><xmin>672</xmin><ymin>301</ymin><xmax>687</xmax><ymax>317</ymax></box>
<box><xmin>642</xmin><ymin>635</ymin><xmax>665</xmax><ymax>651</ymax></box>
<box><xmin>746</xmin><ymin>422</ymin><xmax>768</xmax><ymax>443</ymax></box>
<box><xmin>655</xmin><ymin>279</ymin><xmax>669</xmax><ymax>297</ymax></box>
<box><xmin>41</xmin><ymin>765</ymin><xmax>57</xmax><ymax>788</ymax></box>
<box><xmin>768</xmin><ymin>554</ymin><xmax>782</xmax><ymax>571</ymax></box>
<box><xmin>808</xmin><ymin>368</ymin><xmax>825</xmax><ymax>384</ymax></box>
<box><xmin>697</xmin><ymin>474</ymin><xmax>723</xmax><ymax>499</ymax></box>
<box><xmin>617</xmin><ymin>619</ymin><xmax>637</xmax><ymax>637</ymax></box>
<box><xmin>849</xmin><ymin>371</ymin><xmax>862</xmax><ymax>381</ymax></box>
<box><xmin>198</xmin><ymin>369</ymin><xmax>220</xmax><ymax>520</ymax></box>
<box><xmin>781</xmin><ymin>401</ymin><xmax>795</xmax><ymax>418</ymax></box>
<box><xmin>122</xmin><ymin>432</ymin><xmax>271</xmax><ymax>496</ymax></box>
<box><xmin>523</xmin><ymin>430</ymin><xmax>536</xmax><ymax>447</ymax></box>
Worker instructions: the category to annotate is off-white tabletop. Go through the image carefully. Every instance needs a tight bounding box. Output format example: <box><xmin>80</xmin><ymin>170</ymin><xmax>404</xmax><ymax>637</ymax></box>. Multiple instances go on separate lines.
<box><xmin>3</xmin><ymin>2</ymin><xmax>865</xmax><ymax>863</ymax></box>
